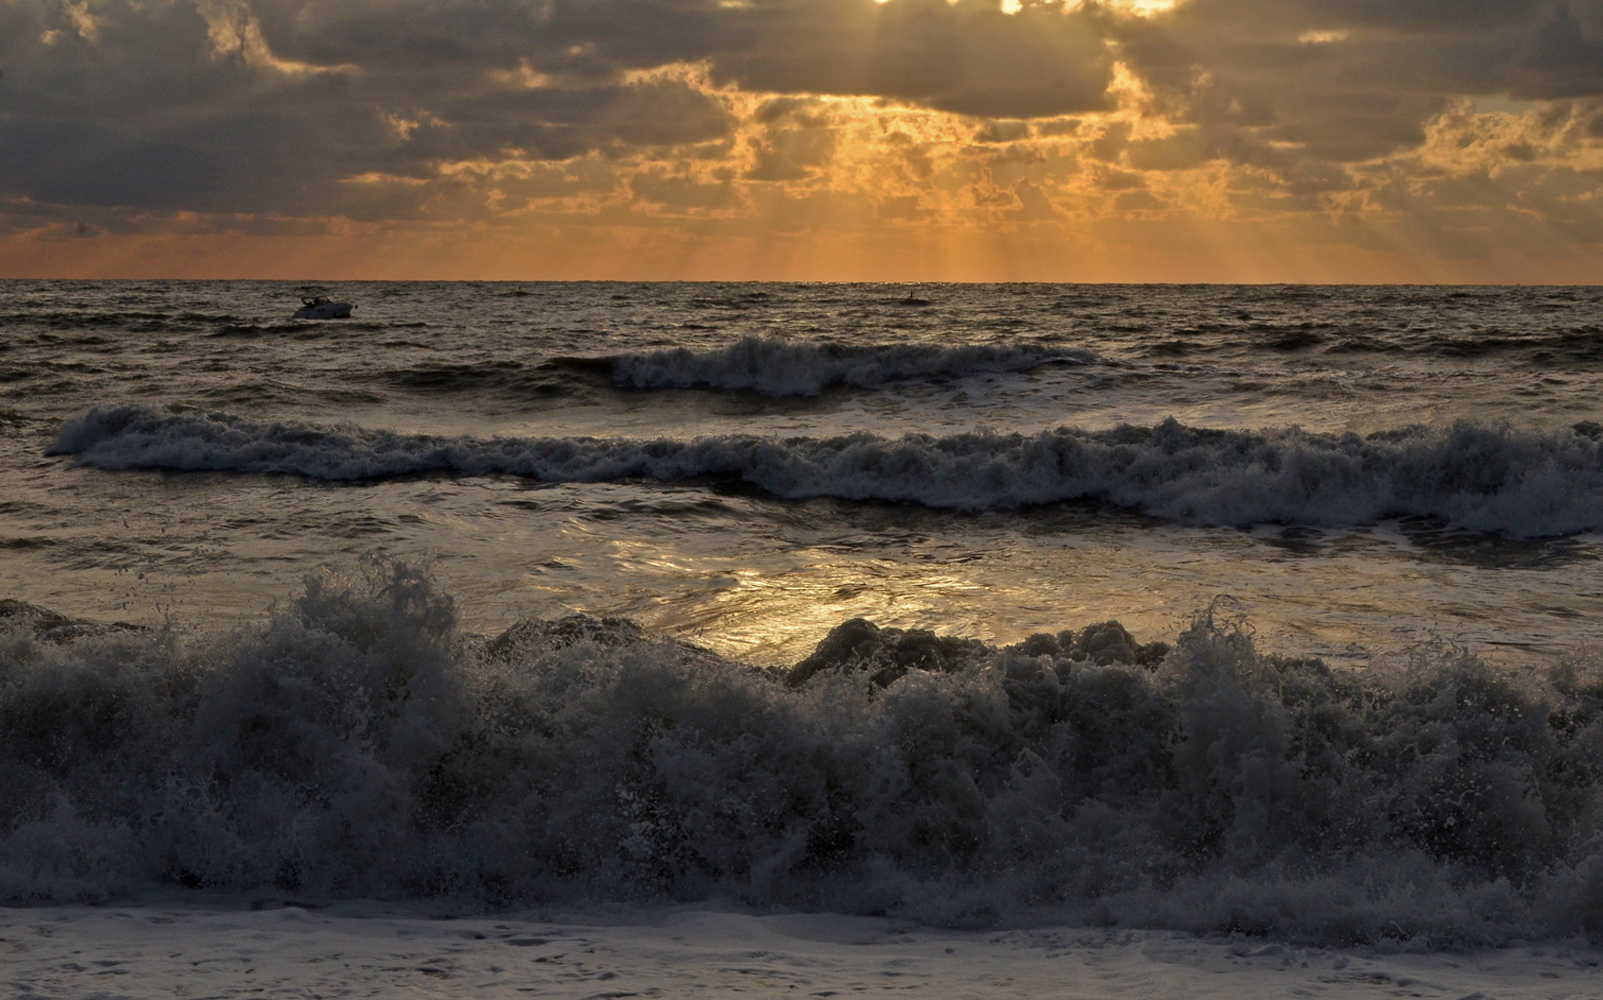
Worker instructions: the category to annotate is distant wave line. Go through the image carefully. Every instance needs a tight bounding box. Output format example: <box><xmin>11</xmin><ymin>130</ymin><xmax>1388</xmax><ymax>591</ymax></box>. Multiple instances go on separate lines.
<box><xmin>48</xmin><ymin>403</ymin><xmax>1603</xmax><ymax>535</ymax></box>
<box><xmin>596</xmin><ymin>336</ymin><xmax>1099</xmax><ymax>395</ymax></box>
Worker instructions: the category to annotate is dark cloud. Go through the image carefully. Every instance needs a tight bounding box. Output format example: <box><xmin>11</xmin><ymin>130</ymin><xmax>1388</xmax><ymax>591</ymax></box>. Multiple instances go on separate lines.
<box><xmin>0</xmin><ymin>0</ymin><xmax>734</xmax><ymax>216</ymax></box>
<box><xmin>1</xmin><ymin>0</ymin><xmax>1601</xmax><ymax>234</ymax></box>
<box><xmin>442</xmin><ymin>80</ymin><xmax>734</xmax><ymax>158</ymax></box>
<box><xmin>1516</xmin><ymin>4</ymin><xmax>1603</xmax><ymax>98</ymax></box>
<box><xmin>1114</xmin><ymin>0</ymin><xmax>1603</xmax><ymax>167</ymax></box>
<box><xmin>702</xmin><ymin>0</ymin><xmax>1112</xmax><ymax>116</ymax></box>
<box><xmin>744</xmin><ymin>106</ymin><xmax>838</xmax><ymax>181</ymax></box>
<box><xmin>630</xmin><ymin>166</ymin><xmax>739</xmax><ymax>210</ymax></box>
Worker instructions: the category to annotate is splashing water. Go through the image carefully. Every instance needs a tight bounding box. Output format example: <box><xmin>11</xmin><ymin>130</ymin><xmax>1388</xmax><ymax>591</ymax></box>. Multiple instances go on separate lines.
<box><xmin>5</xmin><ymin>561</ymin><xmax>1603</xmax><ymax>947</ymax></box>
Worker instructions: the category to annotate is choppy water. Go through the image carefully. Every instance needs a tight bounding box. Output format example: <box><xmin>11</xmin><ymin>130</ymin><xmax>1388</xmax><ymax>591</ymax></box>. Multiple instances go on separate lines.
<box><xmin>5</xmin><ymin>281</ymin><xmax>1602</xmax><ymax>660</ymax></box>
<box><xmin>5</xmin><ymin>280</ymin><xmax>1603</xmax><ymax>943</ymax></box>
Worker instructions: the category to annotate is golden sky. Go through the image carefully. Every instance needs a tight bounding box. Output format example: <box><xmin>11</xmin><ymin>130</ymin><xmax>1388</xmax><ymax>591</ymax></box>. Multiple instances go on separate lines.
<box><xmin>7</xmin><ymin>0</ymin><xmax>1603</xmax><ymax>280</ymax></box>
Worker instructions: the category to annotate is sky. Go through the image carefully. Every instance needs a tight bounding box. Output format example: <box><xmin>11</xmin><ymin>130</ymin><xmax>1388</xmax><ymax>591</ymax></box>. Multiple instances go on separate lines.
<box><xmin>6</xmin><ymin>0</ymin><xmax>1603</xmax><ymax>280</ymax></box>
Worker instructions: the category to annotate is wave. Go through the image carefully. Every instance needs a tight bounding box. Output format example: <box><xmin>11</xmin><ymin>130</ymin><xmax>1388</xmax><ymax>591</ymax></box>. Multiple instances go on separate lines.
<box><xmin>1421</xmin><ymin>328</ymin><xmax>1603</xmax><ymax>363</ymax></box>
<box><xmin>4</xmin><ymin>561</ymin><xmax>1603</xmax><ymax>946</ymax></box>
<box><xmin>0</xmin><ymin>310</ymin><xmax>254</xmax><ymax>333</ymax></box>
<box><xmin>1134</xmin><ymin>326</ymin><xmax>1603</xmax><ymax>364</ymax></box>
<box><xmin>383</xmin><ymin>360</ymin><xmax>578</xmax><ymax>399</ymax></box>
<box><xmin>602</xmin><ymin>336</ymin><xmax>1094</xmax><ymax>395</ymax></box>
<box><xmin>49</xmin><ymin>404</ymin><xmax>1603</xmax><ymax>535</ymax></box>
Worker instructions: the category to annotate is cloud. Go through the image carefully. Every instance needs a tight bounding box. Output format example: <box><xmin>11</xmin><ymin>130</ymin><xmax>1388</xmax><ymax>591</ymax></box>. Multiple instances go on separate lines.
<box><xmin>1113</xmin><ymin>0</ymin><xmax>1603</xmax><ymax>159</ymax></box>
<box><xmin>442</xmin><ymin>79</ymin><xmax>735</xmax><ymax>159</ymax></box>
<box><xmin>744</xmin><ymin>103</ymin><xmax>839</xmax><ymax>181</ymax></box>
<box><xmin>703</xmin><ymin>0</ymin><xmax>1114</xmax><ymax>117</ymax></box>
<box><xmin>629</xmin><ymin>165</ymin><xmax>740</xmax><ymax>212</ymax></box>
<box><xmin>2</xmin><ymin>0</ymin><xmax>1603</xmax><ymax>276</ymax></box>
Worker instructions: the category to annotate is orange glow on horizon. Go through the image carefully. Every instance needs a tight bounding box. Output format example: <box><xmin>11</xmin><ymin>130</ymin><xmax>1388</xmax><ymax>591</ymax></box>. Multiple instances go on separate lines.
<box><xmin>8</xmin><ymin>62</ymin><xmax>1601</xmax><ymax>283</ymax></box>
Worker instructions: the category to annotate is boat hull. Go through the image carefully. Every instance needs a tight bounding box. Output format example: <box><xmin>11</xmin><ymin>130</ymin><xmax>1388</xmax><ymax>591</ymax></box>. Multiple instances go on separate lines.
<box><xmin>293</xmin><ymin>302</ymin><xmax>354</xmax><ymax>319</ymax></box>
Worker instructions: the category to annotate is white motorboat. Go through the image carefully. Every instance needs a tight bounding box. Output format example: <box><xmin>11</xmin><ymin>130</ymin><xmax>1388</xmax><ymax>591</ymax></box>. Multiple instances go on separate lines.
<box><xmin>293</xmin><ymin>295</ymin><xmax>355</xmax><ymax>320</ymax></box>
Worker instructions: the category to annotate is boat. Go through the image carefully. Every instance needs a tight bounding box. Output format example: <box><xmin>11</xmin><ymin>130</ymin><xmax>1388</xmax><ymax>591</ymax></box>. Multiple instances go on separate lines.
<box><xmin>293</xmin><ymin>295</ymin><xmax>355</xmax><ymax>320</ymax></box>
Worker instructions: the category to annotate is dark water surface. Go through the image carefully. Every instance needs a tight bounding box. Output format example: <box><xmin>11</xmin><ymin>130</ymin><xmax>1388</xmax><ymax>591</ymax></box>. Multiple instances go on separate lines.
<box><xmin>6</xmin><ymin>281</ymin><xmax>1603</xmax><ymax>943</ymax></box>
<box><xmin>5</xmin><ymin>281</ymin><xmax>1601</xmax><ymax>661</ymax></box>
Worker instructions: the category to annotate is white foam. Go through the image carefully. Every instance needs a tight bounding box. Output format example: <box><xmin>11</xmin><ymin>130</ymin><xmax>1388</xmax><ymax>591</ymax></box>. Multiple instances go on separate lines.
<box><xmin>50</xmin><ymin>404</ymin><xmax>1603</xmax><ymax>535</ymax></box>
<box><xmin>4</xmin><ymin>562</ymin><xmax>1603</xmax><ymax>946</ymax></box>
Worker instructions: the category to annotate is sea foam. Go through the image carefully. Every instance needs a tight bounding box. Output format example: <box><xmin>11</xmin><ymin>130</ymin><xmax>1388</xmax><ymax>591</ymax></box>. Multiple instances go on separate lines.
<box><xmin>4</xmin><ymin>562</ymin><xmax>1603</xmax><ymax>947</ymax></box>
<box><xmin>50</xmin><ymin>404</ymin><xmax>1603</xmax><ymax>535</ymax></box>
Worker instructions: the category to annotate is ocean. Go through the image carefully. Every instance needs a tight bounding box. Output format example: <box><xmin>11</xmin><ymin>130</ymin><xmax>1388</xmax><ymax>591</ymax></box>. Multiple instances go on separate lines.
<box><xmin>5</xmin><ymin>281</ymin><xmax>1603</xmax><ymax>961</ymax></box>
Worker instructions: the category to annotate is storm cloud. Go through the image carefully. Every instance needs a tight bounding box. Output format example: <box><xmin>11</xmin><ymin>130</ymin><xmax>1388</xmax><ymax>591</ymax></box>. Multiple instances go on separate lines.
<box><xmin>6</xmin><ymin>0</ymin><xmax>1603</xmax><ymax>273</ymax></box>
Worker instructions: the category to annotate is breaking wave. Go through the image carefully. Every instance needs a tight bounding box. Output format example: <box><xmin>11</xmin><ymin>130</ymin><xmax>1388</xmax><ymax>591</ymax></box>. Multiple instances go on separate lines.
<box><xmin>604</xmin><ymin>336</ymin><xmax>1094</xmax><ymax>395</ymax></box>
<box><xmin>50</xmin><ymin>404</ymin><xmax>1603</xmax><ymax>535</ymax></box>
<box><xmin>5</xmin><ymin>562</ymin><xmax>1603</xmax><ymax>947</ymax></box>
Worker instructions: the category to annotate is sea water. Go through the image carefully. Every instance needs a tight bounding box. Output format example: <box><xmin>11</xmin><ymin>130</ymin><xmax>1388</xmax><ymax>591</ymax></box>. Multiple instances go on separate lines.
<box><xmin>4</xmin><ymin>280</ymin><xmax>1603</xmax><ymax>945</ymax></box>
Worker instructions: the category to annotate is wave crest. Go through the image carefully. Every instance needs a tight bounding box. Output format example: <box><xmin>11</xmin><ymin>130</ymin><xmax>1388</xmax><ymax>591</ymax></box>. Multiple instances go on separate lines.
<box><xmin>608</xmin><ymin>336</ymin><xmax>1092</xmax><ymax>395</ymax></box>
<box><xmin>4</xmin><ymin>563</ymin><xmax>1603</xmax><ymax>946</ymax></box>
<box><xmin>50</xmin><ymin>404</ymin><xmax>1603</xmax><ymax>535</ymax></box>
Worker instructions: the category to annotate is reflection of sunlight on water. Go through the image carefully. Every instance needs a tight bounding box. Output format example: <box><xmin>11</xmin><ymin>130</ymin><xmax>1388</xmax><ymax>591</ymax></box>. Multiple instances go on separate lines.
<box><xmin>495</xmin><ymin>493</ymin><xmax>1603</xmax><ymax>669</ymax></box>
<box><xmin>9</xmin><ymin>473</ymin><xmax>1602</xmax><ymax>671</ymax></box>
<box><xmin>645</xmin><ymin>563</ymin><xmax>1005</xmax><ymax>665</ymax></box>
<box><xmin>567</xmin><ymin>520</ymin><xmax>1216</xmax><ymax>667</ymax></box>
